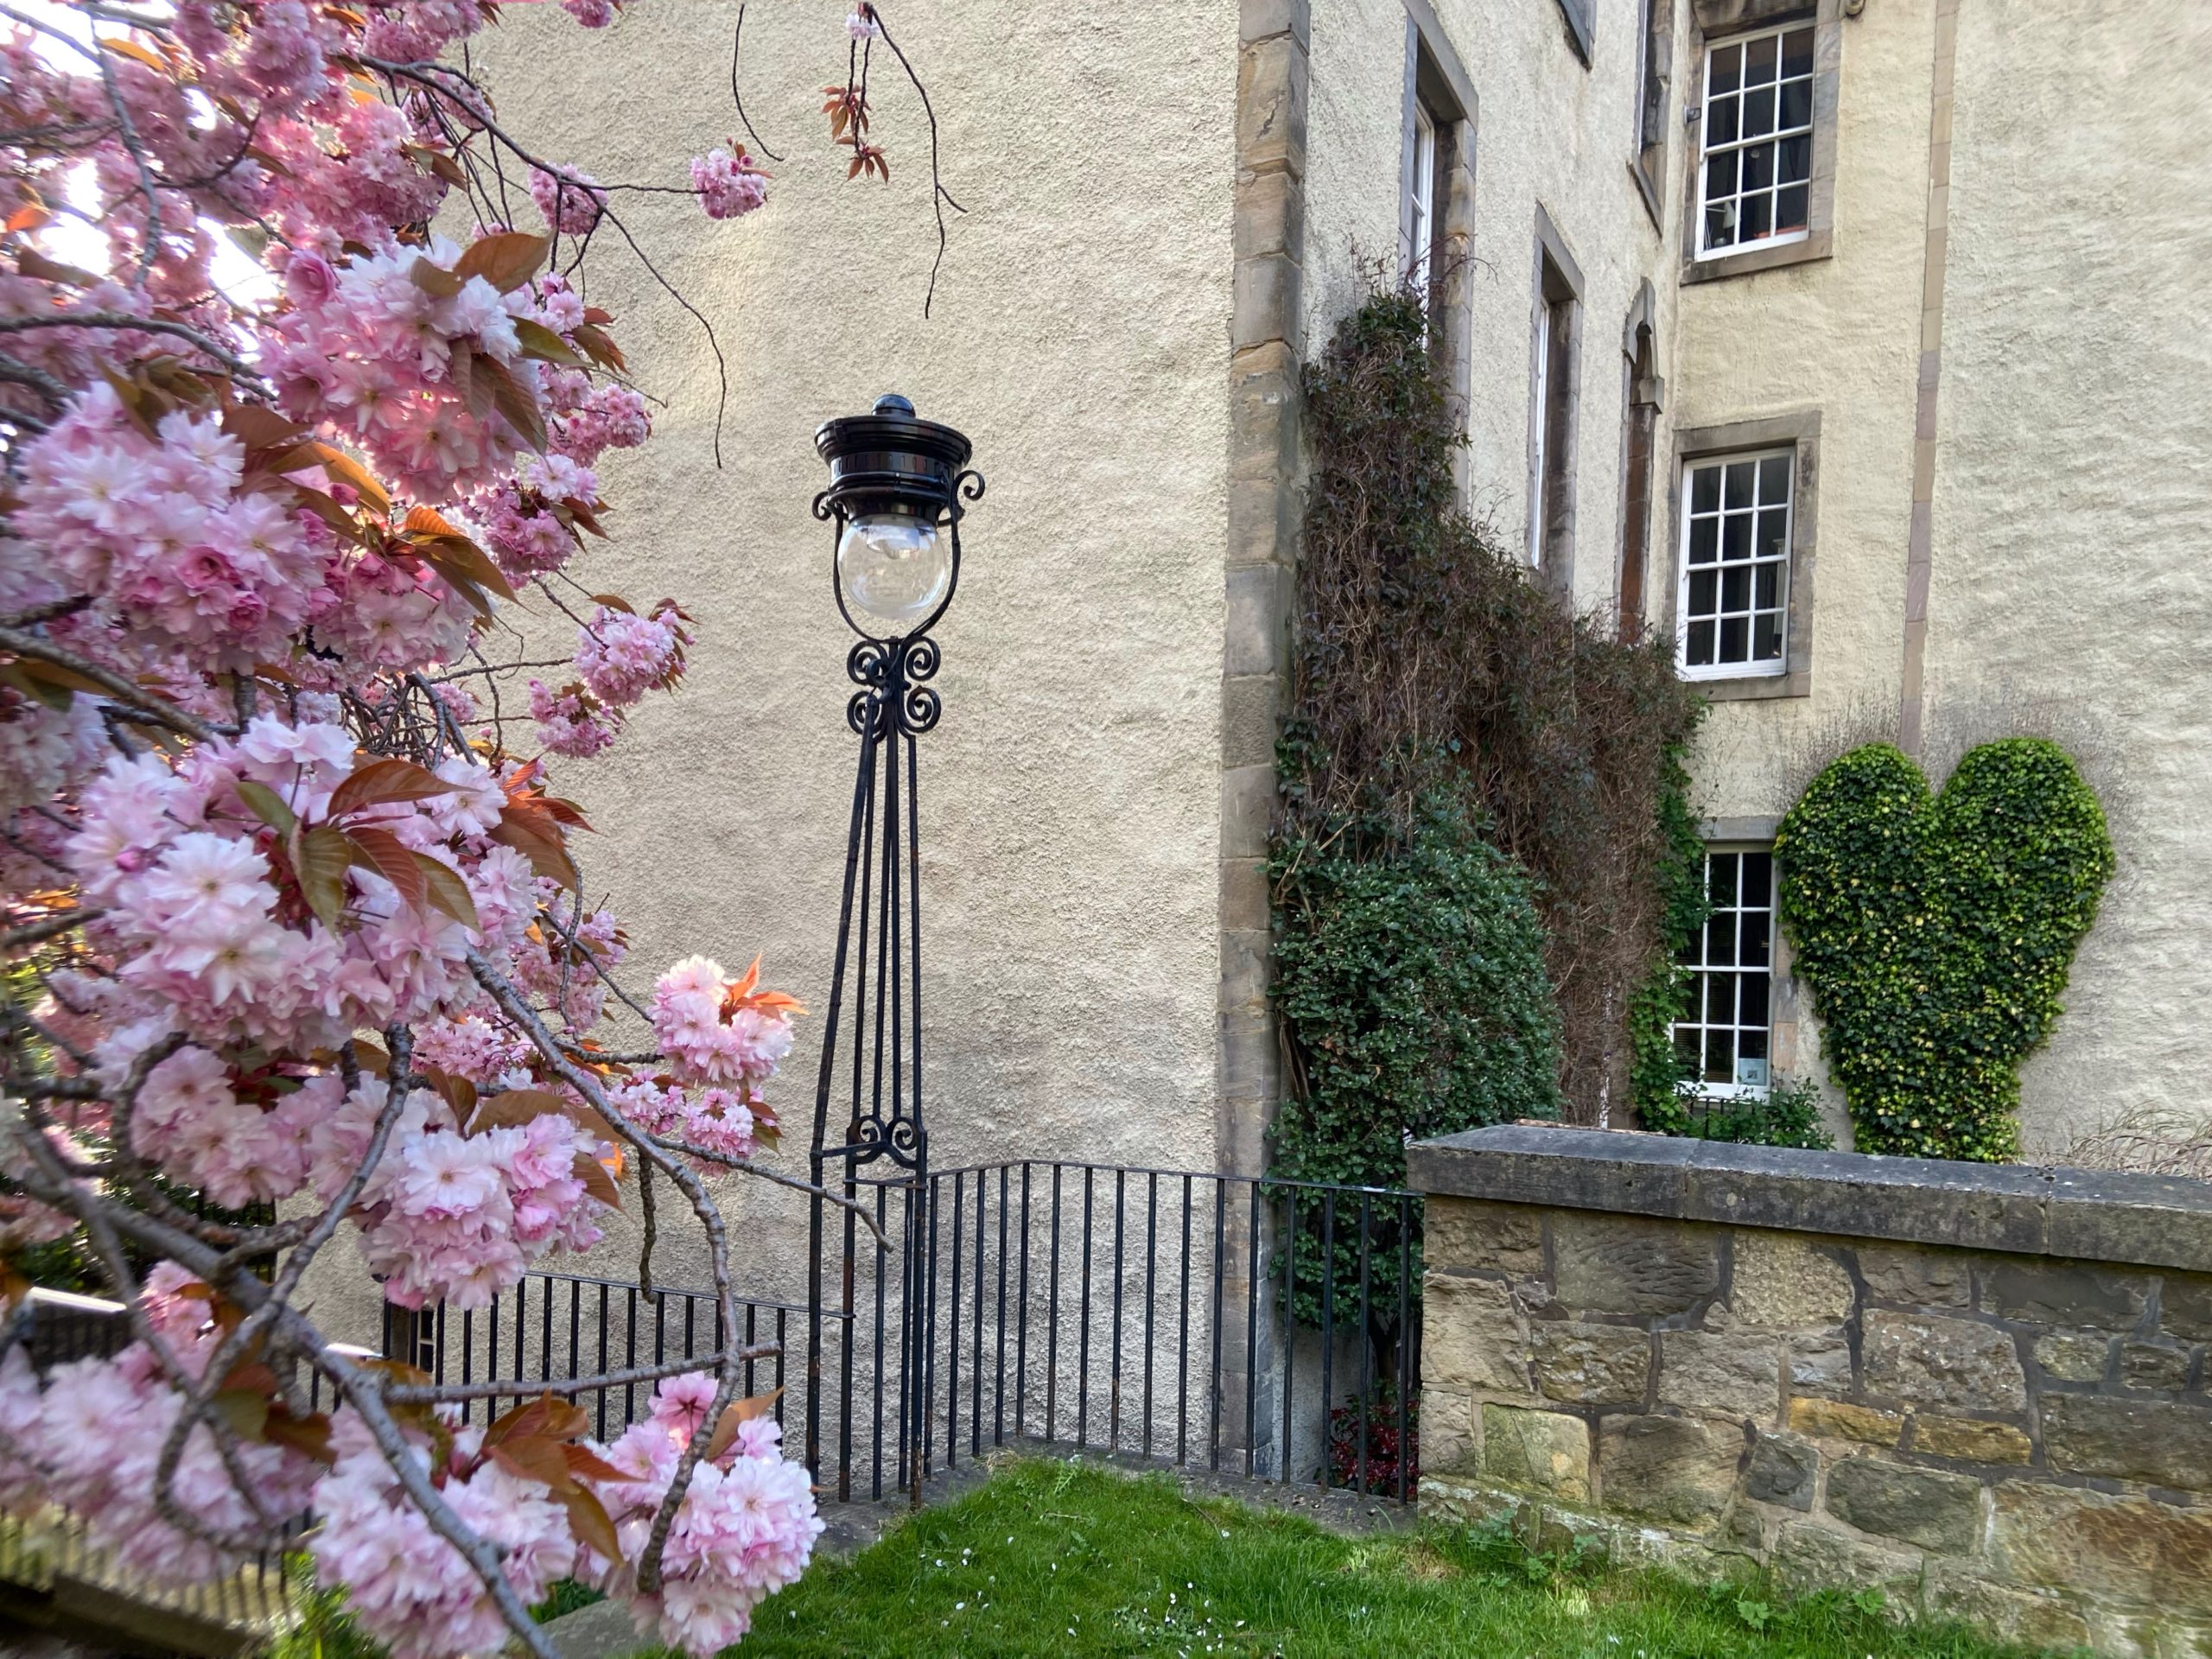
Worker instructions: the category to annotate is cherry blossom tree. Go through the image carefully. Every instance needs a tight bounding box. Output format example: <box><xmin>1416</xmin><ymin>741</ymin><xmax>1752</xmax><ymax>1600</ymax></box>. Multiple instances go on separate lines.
<box><xmin>0</xmin><ymin>2</ymin><xmax>943</xmax><ymax>1653</ymax></box>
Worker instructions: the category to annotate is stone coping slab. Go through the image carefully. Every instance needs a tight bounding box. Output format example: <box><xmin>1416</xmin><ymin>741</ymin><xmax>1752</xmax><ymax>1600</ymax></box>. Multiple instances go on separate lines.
<box><xmin>1406</xmin><ymin>1125</ymin><xmax>2212</xmax><ymax>1273</ymax></box>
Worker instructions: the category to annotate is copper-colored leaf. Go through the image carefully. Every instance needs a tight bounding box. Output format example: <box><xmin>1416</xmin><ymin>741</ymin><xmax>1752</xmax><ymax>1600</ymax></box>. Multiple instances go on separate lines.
<box><xmin>263</xmin><ymin>1407</ymin><xmax>336</xmax><ymax>1466</ymax></box>
<box><xmin>563</xmin><ymin>1443</ymin><xmax>631</xmax><ymax>1484</ymax></box>
<box><xmin>570</xmin><ymin>323</ymin><xmax>626</xmax><ymax>374</ymax></box>
<box><xmin>590</xmin><ymin>593</ymin><xmax>634</xmax><ymax>614</ymax></box>
<box><xmin>560</xmin><ymin>1484</ymin><xmax>623</xmax><ymax>1563</ymax></box>
<box><xmin>490</xmin><ymin>1437</ymin><xmax>574</xmax><ymax>1491</ymax></box>
<box><xmin>16</xmin><ymin>248</ymin><xmax>96</xmax><ymax>287</ymax></box>
<box><xmin>297</xmin><ymin>824</ymin><xmax>353</xmax><ymax>932</ymax></box>
<box><xmin>352</xmin><ymin>1039</ymin><xmax>391</xmax><ymax>1077</ymax></box>
<box><xmin>327</xmin><ymin>756</ymin><xmax>455</xmax><ymax>818</ymax></box>
<box><xmin>489</xmin><ymin>814</ymin><xmax>580</xmax><ymax>892</ymax></box>
<box><xmin>486</xmin><ymin>1392</ymin><xmax>585</xmax><ymax>1451</ymax></box>
<box><xmin>343</xmin><ymin>824</ymin><xmax>426</xmax><ymax>910</ymax></box>
<box><xmin>406</xmin><ymin>524</ymin><xmax>519</xmax><ymax>602</ymax></box>
<box><xmin>98</xmin><ymin>36</ymin><xmax>171</xmax><ymax>72</ymax></box>
<box><xmin>223</xmin><ymin>404</ymin><xmax>307</xmax><ymax>449</ymax></box>
<box><xmin>703</xmin><ymin>1389</ymin><xmax>785</xmax><ymax>1461</ymax></box>
<box><xmin>474</xmin><ymin>352</ymin><xmax>548</xmax><ymax>454</ymax></box>
<box><xmin>409</xmin><ymin>257</ymin><xmax>465</xmax><ymax>299</ymax></box>
<box><xmin>572</xmin><ymin>1150</ymin><xmax>622</xmax><ymax>1211</ymax></box>
<box><xmin>307</xmin><ymin>443</ymin><xmax>393</xmax><ymax>518</ymax></box>
<box><xmin>453</xmin><ymin>231</ymin><xmax>549</xmax><ymax>294</ymax></box>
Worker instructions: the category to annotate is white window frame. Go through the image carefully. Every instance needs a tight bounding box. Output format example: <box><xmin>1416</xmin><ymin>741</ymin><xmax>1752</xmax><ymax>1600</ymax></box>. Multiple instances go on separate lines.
<box><xmin>1694</xmin><ymin>20</ymin><xmax>1815</xmax><ymax>262</ymax></box>
<box><xmin>1675</xmin><ymin>445</ymin><xmax>1794</xmax><ymax>681</ymax></box>
<box><xmin>1529</xmin><ymin>315</ymin><xmax>1550</xmax><ymax>566</ymax></box>
<box><xmin>1674</xmin><ymin>846</ymin><xmax>1777</xmax><ymax>1102</ymax></box>
<box><xmin>1405</xmin><ymin>101</ymin><xmax>1438</xmax><ymax>295</ymax></box>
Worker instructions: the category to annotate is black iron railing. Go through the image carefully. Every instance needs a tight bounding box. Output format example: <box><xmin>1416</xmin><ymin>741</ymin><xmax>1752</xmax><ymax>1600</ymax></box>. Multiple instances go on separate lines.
<box><xmin>410</xmin><ymin>1160</ymin><xmax>1424</xmax><ymax>1509</ymax></box>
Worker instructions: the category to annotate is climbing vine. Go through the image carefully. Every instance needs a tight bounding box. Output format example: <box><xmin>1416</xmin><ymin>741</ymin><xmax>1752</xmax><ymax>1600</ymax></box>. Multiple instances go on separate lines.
<box><xmin>1271</xmin><ymin>284</ymin><xmax>1705</xmax><ymax>1154</ymax></box>
<box><xmin>1775</xmin><ymin>739</ymin><xmax>2114</xmax><ymax>1161</ymax></box>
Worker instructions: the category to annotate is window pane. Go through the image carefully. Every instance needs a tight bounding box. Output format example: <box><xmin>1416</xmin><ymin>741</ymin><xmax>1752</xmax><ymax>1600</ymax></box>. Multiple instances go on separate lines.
<box><xmin>1708</xmin><ymin>93</ymin><xmax>1740</xmax><ymax>145</ymax></box>
<box><xmin>1779</xmin><ymin>78</ymin><xmax>1812</xmax><ymax>130</ymax></box>
<box><xmin>1706</xmin><ymin>914</ymin><xmax>1737</xmax><ymax>969</ymax></box>
<box><xmin>1777</xmin><ymin>183</ymin><xmax>1810</xmax><ymax>232</ymax></box>
<box><xmin>1676</xmin><ymin>1029</ymin><xmax>1702</xmax><ymax>1067</ymax></box>
<box><xmin>1745</xmin><ymin>32</ymin><xmax>1778</xmax><ymax>84</ymax></box>
<box><xmin>1724</xmin><ymin>461</ymin><xmax>1757</xmax><ymax>510</ymax></box>
<box><xmin>1705</xmin><ymin>150</ymin><xmax>1739</xmax><ymax>200</ymax></box>
<box><xmin>1754</xmin><ymin>613</ymin><xmax>1783</xmax><ymax>660</ymax></box>
<box><xmin>1743</xmin><ymin>141</ymin><xmax>1775</xmax><ymax>191</ymax></box>
<box><xmin>1738</xmin><ymin>1026</ymin><xmax>1770</xmax><ymax>1064</ymax></box>
<box><xmin>1758</xmin><ymin>454</ymin><xmax>1790</xmax><ymax>501</ymax></box>
<box><xmin>1719</xmin><ymin>615</ymin><xmax>1748</xmax><ymax>661</ymax></box>
<box><xmin>1779</xmin><ymin>133</ymin><xmax>1812</xmax><ymax>184</ymax></box>
<box><xmin>1707</xmin><ymin>964</ymin><xmax>1735</xmax><ymax>1014</ymax></box>
<box><xmin>1722</xmin><ymin>515</ymin><xmax>1751</xmax><ymax>561</ymax></box>
<box><xmin>1689</xmin><ymin>518</ymin><xmax>1719</xmax><ymax>564</ymax></box>
<box><xmin>1743</xmin><ymin>86</ymin><xmax>1776</xmax><ymax>139</ymax></box>
<box><xmin>1687</xmin><ymin>620</ymin><xmax>1715</xmax><ymax>665</ymax></box>
<box><xmin>1738</xmin><ymin>973</ymin><xmax>1770</xmax><ymax>1028</ymax></box>
<box><xmin>1704</xmin><ymin>1029</ymin><xmax>1734</xmax><ymax>1084</ymax></box>
<box><xmin>1710</xmin><ymin>42</ymin><xmax>1743</xmax><ymax>95</ymax></box>
<box><xmin>1744</xmin><ymin>852</ymin><xmax>1772</xmax><ymax>899</ymax></box>
<box><xmin>1758</xmin><ymin>507</ymin><xmax>1789</xmax><ymax>558</ymax></box>
<box><xmin>1742</xmin><ymin>192</ymin><xmax>1773</xmax><ymax>241</ymax></box>
<box><xmin>1691</xmin><ymin>465</ymin><xmax>1722</xmax><ymax>513</ymax></box>
<box><xmin>1781</xmin><ymin>27</ymin><xmax>1814</xmax><ymax>78</ymax></box>
<box><xmin>1754</xmin><ymin>563</ymin><xmax>1779</xmax><ymax>609</ymax></box>
<box><xmin>1689</xmin><ymin>569</ymin><xmax>1718</xmax><ymax>616</ymax></box>
<box><xmin>1704</xmin><ymin>205</ymin><xmax>1735</xmax><ymax>250</ymax></box>
<box><xmin>1742</xmin><ymin>909</ymin><xmax>1772</xmax><ymax>967</ymax></box>
<box><xmin>1709</xmin><ymin>853</ymin><xmax>1738</xmax><ymax>907</ymax></box>
<box><xmin>1721</xmin><ymin>565</ymin><xmax>1751</xmax><ymax>613</ymax></box>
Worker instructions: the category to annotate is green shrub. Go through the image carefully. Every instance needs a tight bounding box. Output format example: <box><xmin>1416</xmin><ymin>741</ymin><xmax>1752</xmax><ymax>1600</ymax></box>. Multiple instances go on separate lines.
<box><xmin>1641</xmin><ymin>1073</ymin><xmax>1833</xmax><ymax>1151</ymax></box>
<box><xmin>1775</xmin><ymin>740</ymin><xmax>2113</xmax><ymax>1161</ymax></box>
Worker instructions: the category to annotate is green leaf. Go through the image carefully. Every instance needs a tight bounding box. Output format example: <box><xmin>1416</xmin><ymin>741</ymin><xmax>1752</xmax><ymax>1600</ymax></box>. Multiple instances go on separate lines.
<box><xmin>232</xmin><ymin>779</ymin><xmax>297</xmax><ymax>837</ymax></box>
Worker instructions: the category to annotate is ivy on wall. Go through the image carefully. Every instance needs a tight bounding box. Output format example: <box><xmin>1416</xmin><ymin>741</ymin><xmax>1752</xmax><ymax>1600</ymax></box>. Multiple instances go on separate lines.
<box><xmin>1775</xmin><ymin>739</ymin><xmax>2114</xmax><ymax>1161</ymax></box>
<box><xmin>1272</xmin><ymin>286</ymin><xmax>1706</xmax><ymax>1146</ymax></box>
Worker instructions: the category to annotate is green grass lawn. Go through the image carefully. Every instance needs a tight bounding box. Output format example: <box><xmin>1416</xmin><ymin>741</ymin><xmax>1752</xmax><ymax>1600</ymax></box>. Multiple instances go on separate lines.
<box><xmin>729</xmin><ymin>1459</ymin><xmax>2070</xmax><ymax>1659</ymax></box>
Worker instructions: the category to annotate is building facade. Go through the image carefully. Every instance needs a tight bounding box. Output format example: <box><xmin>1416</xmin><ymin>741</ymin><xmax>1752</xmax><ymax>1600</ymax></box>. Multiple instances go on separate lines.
<box><xmin>467</xmin><ymin>0</ymin><xmax>2206</xmax><ymax>1253</ymax></box>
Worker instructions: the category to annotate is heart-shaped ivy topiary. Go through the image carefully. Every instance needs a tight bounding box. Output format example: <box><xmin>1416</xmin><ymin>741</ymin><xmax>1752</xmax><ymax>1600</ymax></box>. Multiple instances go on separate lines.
<box><xmin>1774</xmin><ymin>739</ymin><xmax>2113</xmax><ymax>1162</ymax></box>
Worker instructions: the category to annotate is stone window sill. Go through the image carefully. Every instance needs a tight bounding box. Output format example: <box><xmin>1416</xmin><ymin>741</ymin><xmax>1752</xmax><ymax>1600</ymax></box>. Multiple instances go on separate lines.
<box><xmin>1698</xmin><ymin>670</ymin><xmax>1811</xmax><ymax>702</ymax></box>
<box><xmin>1683</xmin><ymin>229</ymin><xmax>1834</xmax><ymax>286</ymax></box>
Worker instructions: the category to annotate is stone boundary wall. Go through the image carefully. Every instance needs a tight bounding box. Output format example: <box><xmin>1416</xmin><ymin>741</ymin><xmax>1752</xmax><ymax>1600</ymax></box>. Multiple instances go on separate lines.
<box><xmin>1407</xmin><ymin>1125</ymin><xmax>2212</xmax><ymax>1656</ymax></box>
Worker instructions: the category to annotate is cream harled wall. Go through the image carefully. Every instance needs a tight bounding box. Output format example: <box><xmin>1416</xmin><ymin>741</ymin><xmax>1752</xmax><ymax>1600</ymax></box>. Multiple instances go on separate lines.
<box><xmin>1301</xmin><ymin>0</ymin><xmax>1682</xmax><ymax>614</ymax></box>
<box><xmin>441</xmin><ymin>3</ymin><xmax>1239</xmax><ymax>1296</ymax></box>
<box><xmin>1675</xmin><ymin>0</ymin><xmax>2212</xmax><ymax>1150</ymax></box>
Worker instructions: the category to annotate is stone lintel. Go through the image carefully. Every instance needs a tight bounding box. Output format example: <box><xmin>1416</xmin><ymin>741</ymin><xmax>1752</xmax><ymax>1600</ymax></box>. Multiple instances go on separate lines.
<box><xmin>1407</xmin><ymin>1125</ymin><xmax>2212</xmax><ymax>1274</ymax></box>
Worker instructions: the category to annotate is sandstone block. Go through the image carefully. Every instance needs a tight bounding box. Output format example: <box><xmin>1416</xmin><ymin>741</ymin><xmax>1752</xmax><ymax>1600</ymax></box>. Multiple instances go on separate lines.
<box><xmin>1745</xmin><ymin>1433</ymin><xmax>1820</xmax><ymax>1511</ymax></box>
<box><xmin>1421</xmin><ymin>1387</ymin><xmax>1475</xmax><ymax>1476</ymax></box>
<box><xmin>1731</xmin><ymin>1233</ymin><xmax>1855</xmax><ymax>1328</ymax></box>
<box><xmin>2042</xmin><ymin>1393</ymin><xmax>2212</xmax><ymax>1491</ymax></box>
<box><xmin>1482</xmin><ymin>1404</ymin><xmax>1589</xmax><ymax>1500</ymax></box>
<box><xmin>1862</xmin><ymin>1310</ymin><xmax>2026</xmax><ymax>1411</ymax></box>
<box><xmin>1857</xmin><ymin>1245</ymin><xmax>1971</xmax><ymax>1308</ymax></box>
<box><xmin>1423</xmin><ymin>1273</ymin><xmax>1530</xmax><ymax>1394</ymax></box>
<box><xmin>1923</xmin><ymin>1567</ymin><xmax>2093</xmax><ymax>1650</ymax></box>
<box><xmin>2119</xmin><ymin>1339</ymin><xmax>2189</xmax><ymax>1392</ymax></box>
<box><xmin>1658</xmin><ymin>1328</ymin><xmax>1782</xmax><ymax>1421</ymax></box>
<box><xmin>1597</xmin><ymin>1414</ymin><xmax>1743</xmax><ymax>1526</ymax></box>
<box><xmin>1788</xmin><ymin>1397</ymin><xmax>1904</xmax><ymax>1446</ymax></box>
<box><xmin>2033</xmin><ymin>1332</ymin><xmax>2110</xmax><ymax>1383</ymax></box>
<box><xmin>1787</xmin><ymin>1330</ymin><xmax>1853</xmax><ymax>1398</ymax></box>
<box><xmin>1824</xmin><ymin>1457</ymin><xmax>1982</xmax><ymax>1554</ymax></box>
<box><xmin>1985</xmin><ymin>1263</ymin><xmax>2148</xmax><ymax>1332</ymax></box>
<box><xmin>1770</xmin><ymin>1522</ymin><xmax>1923</xmax><ymax>1598</ymax></box>
<box><xmin>1427</xmin><ymin>1198</ymin><xmax>1546</xmax><ymax>1280</ymax></box>
<box><xmin>1911</xmin><ymin>1415</ymin><xmax>2031</xmax><ymax>1465</ymax></box>
<box><xmin>2161</xmin><ymin>1273</ymin><xmax>2212</xmax><ymax>1343</ymax></box>
<box><xmin>1991</xmin><ymin>1484</ymin><xmax>2212</xmax><ymax>1617</ymax></box>
<box><xmin>1530</xmin><ymin>1321</ymin><xmax>1649</xmax><ymax>1406</ymax></box>
<box><xmin>1553</xmin><ymin>1215</ymin><xmax>1719</xmax><ymax>1318</ymax></box>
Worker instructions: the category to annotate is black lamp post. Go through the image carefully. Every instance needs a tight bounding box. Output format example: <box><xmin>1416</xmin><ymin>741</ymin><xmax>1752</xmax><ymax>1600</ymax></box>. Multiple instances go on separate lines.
<box><xmin>804</xmin><ymin>395</ymin><xmax>982</xmax><ymax>1502</ymax></box>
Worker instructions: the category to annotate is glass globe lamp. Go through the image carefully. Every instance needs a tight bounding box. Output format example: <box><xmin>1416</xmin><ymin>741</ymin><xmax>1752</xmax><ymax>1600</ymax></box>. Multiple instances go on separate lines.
<box><xmin>816</xmin><ymin>394</ymin><xmax>975</xmax><ymax>640</ymax></box>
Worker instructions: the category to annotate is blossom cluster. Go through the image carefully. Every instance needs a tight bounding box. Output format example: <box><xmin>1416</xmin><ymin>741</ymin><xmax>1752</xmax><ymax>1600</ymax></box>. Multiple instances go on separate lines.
<box><xmin>0</xmin><ymin>0</ymin><xmax>825</xmax><ymax>1651</ymax></box>
<box><xmin>583</xmin><ymin>1376</ymin><xmax>825</xmax><ymax>1653</ymax></box>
